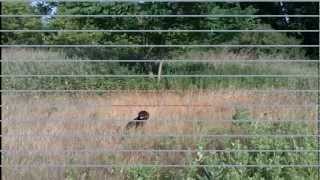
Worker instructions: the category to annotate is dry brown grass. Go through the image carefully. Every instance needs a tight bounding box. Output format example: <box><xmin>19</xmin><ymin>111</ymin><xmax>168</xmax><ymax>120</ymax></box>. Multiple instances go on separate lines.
<box><xmin>2</xmin><ymin>90</ymin><xmax>316</xmax><ymax>179</ymax></box>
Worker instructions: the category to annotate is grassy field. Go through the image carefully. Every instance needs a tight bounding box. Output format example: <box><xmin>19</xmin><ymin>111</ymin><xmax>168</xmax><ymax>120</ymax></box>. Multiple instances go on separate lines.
<box><xmin>2</xmin><ymin>49</ymin><xmax>318</xmax><ymax>179</ymax></box>
<box><xmin>3</xmin><ymin>49</ymin><xmax>317</xmax><ymax>90</ymax></box>
<box><xmin>3</xmin><ymin>91</ymin><xmax>318</xmax><ymax>179</ymax></box>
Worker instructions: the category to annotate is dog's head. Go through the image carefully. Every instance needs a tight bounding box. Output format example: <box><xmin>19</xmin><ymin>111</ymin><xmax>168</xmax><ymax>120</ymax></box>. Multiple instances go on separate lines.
<box><xmin>135</xmin><ymin>110</ymin><xmax>149</xmax><ymax>120</ymax></box>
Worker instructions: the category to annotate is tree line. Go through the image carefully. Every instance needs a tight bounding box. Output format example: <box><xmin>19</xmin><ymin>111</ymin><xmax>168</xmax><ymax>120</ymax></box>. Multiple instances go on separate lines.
<box><xmin>2</xmin><ymin>2</ymin><xmax>319</xmax><ymax>74</ymax></box>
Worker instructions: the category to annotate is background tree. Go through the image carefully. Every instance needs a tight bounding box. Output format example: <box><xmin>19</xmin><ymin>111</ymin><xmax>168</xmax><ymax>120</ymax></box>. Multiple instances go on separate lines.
<box><xmin>46</xmin><ymin>2</ymin><xmax>259</xmax><ymax>74</ymax></box>
<box><xmin>2</xmin><ymin>2</ymin><xmax>43</xmax><ymax>45</ymax></box>
<box><xmin>241</xmin><ymin>2</ymin><xmax>319</xmax><ymax>58</ymax></box>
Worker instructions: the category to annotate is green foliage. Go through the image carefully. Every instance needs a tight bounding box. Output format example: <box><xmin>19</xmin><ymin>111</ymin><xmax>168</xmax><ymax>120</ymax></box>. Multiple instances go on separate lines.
<box><xmin>3</xmin><ymin>2</ymin><xmax>315</xmax><ymax>76</ymax></box>
<box><xmin>242</xmin><ymin>2</ymin><xmax>319</xmax><ymax>58</ymax></box>
<box><xmin>186</xmin><ymin>121</ymin><xmax>317</xmax><ymax>179</ymax></box>
<box><xmin>3</xmin><ymin>48</ymin><xmax>316</xmax><ymax>91</ymax></box>
<box><xmin>3</xmin><ymin>60</ymin><xmax>317</xmax><ymax>91</ymax></box>
<box><xmin>45</xmin><ymin>2</ymin><xmax>260</xmax><ymax>74</ymax></box>
<box><xmin>2</xmin><ymin>2</ymin><xmax>44</xmax><ymax>44</ymax></box>
<box><xmin>127</xmin><ymin>167</ymin><xmax>161</xmax><ymax>180</ymax></box>
<box><xmin>232</xmin><ymin>108</ymin><xmax>251</xmax><ymax>126</ymax></box>
<box><xmin>229</xmin><ymin>24</ymin><xmax>306</xmax><ymax>59</ymax></box>
<box><xmin>117</xmin><ymin>122</ymin><xmax>317</xmax><ymax>180</ymax></box>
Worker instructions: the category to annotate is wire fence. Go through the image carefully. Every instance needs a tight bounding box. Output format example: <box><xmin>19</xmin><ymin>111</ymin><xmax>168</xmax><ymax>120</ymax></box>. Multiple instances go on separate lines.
<box><xmin>1</xmin><ymin>0</ymin><xmax>320</xmax><ymax>179</ymax></box>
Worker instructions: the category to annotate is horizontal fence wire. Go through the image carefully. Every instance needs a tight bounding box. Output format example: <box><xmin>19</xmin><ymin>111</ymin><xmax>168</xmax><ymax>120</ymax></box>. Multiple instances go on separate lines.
<box><xmin>1</xmin><ymin>59</ymin><xmax>319</xmax><ymax>63</ymax></box>
<box><xmin>1</xmin><ymin>164</ymin><xmax>320</xmax><ymax>168</ymax></box>
<box><xmin>1</xmin><ymin>134</ymin><xmax>319</xmax><ymax>138</ymax></box>
<box><xmin>0</xmin><ymin>89</ymin><xmax>318</xmax><ymax>93</ymax></box>
<box><xmin>1</xmin><ymin>14</ymin><xmax>319</xmax><ymax>18</ymax></box>
<box><xmin>1</xmin><ymin>119</ymin><xmax>317</xmax><ymax>124</ymax></box>
<box><xmin>0</xmin><ymin>0</ymin><xmax>319</xmax><ymax>2</ymax></box>
<box><xmin>0</xmin><ymin>74</ymin><xmax>317</xmax><ymax>78</ymax></box>
<box><xmin>3</xmin><ymin>149</ymin><xmax>320</xmax><ymax>154</ymax></box>
<box><xmin>1</xmin><ymin>45</ymin><xmax>318</xmax><ymax>48</ymax></box>
<box><xmin>1</xmin><ymin>104</ymin><xmax>317</xmax><ymax>108</ymax></box>
<box><xmin>2</xmin><ymin>88</ymin><xmax>316</xmax><ymax>92</ymax></box>
<box><xmin>1</xmin><ymin>30</ymin><xmax>319</xmax><ymax>33</ymax></box>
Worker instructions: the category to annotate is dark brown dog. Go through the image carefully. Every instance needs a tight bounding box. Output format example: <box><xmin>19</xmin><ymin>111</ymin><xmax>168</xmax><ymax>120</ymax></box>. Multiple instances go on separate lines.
<box><xmin>125</xmin><ymin>111</ymin><xmax>149</xmax><ymax>130</ymax></box>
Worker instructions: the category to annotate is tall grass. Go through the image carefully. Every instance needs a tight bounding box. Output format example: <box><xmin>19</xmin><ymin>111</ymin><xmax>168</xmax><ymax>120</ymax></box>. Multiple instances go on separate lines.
<box><xmin>123</xmin><ymin>109</ymin><xmax>317</xmax><ymax>179</ymax></box>
<box><xmin>4</xmin><ymin>113</ymin><xmax>317</xmax><ymax>179</ymax></box>
<box><xmin>2</xmin><ymin>49</ymin><xmax>317</xmax><ymax>91</ymax></box>
<box><xmin>3</xmin><ymin>91</ymin><xmax>317</xmax><ymax>179</ymax></box>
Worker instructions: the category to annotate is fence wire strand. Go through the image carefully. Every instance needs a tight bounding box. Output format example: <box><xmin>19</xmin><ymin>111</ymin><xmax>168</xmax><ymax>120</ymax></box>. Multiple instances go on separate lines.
<box><xmin>1</xmin><ymin>14</ymin><xmax>319</xmax><ymax>18</ymax></box>
<box><xmin>1</xmin><ymin>59</ymin><xmax>319</xmax><ymax>63</ymax></box>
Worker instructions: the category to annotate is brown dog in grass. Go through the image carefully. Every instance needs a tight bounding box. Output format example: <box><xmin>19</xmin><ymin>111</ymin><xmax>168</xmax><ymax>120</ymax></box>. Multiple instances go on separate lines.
<box><xmin>125</xmin><ymin>111</ymin><xmax>149</xmax><ymax>130</ymax></box>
